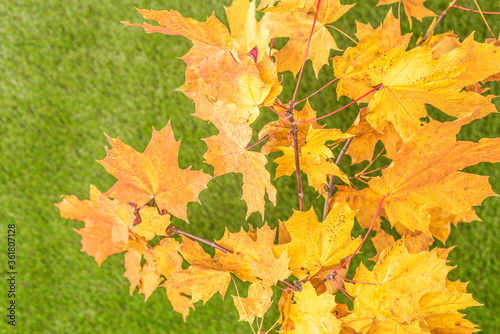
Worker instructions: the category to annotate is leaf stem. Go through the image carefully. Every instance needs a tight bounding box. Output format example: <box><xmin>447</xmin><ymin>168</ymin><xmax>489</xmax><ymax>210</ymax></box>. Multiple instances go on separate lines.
<box><xmin>295</xmin><ymin>77</ymin><xmax>339</xmax><ymax>105</ymax></box>
<box><xmin>335</xmin><ymin>195</ymin><xmax>386</xmax><ymax>272</ymax></box>
<box><xmin>417</xmin><ymin>0</ymin><xmax>458</xmax><ymax>47</ymax></box>
<box><xmin>295</xmin><ymin>84</ymin><xmax>383</xmax><ymax>124</ymax></box>
<box><xmin>322</xmin><ymin>137</ymin><xmax>353</xmax><ymax>220</ymax></box>
<box><xmin>453</xmin><ymin>4</ymin><xmax>500</xmax><ymax>15</ymax></box>
<box><xmin>246</xmin><ymin>116</ymin><xmax>288</xmax><ymax>151</ymax></box>
<box><xmin>168</xmin><ymin>226</ymin><xmax>232</xmax><ymax>253</ymax></box>
<box><xmin>325</xmin><ymin>25</ymin><xmax>358</xmax><ymax>44</ymax></box>
<box><xmin>292</xmin><ymin>0</ymin><xmax>322</xmax><ymax>102</ymax></box>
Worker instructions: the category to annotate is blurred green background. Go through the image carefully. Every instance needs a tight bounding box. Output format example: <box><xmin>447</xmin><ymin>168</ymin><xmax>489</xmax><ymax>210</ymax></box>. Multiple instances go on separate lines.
<box><xmin>1</xmin><ymin>0</ymin><xmax>499</xmax><ymax>332</ymax></box>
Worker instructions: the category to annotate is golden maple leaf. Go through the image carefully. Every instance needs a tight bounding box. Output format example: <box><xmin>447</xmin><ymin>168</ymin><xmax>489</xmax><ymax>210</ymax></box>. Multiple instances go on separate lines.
<box><xmin>258</xmin><ymin>0</ymin><xmax>316</xmax><ymax>14</ymax></box>
<box><xmin>273</xmin><ymin>202</ymin><xmax>361</xmax><ymax>279</ymax></box>
<box><xmin>262</xmin><ymin>0</ymin><xmax>354</xmax><ymax>77</ymax></box>
<box><xmin>368</xmin><ymin>113</ymin><xmax>500</xmax><ymax>235</ymax></box>
<box><xmin>345</xmin><ymin>239</ymin><xmax>451</xmax><ymax>324</ymax></box>
<box><xmin>232</xmin><ymin>281</ymin><xmax>273</xmax><ymax>323</ymax></box>
<box><xmin>376</xmin><ymin>0</ymin><xmax>436</xmax><ymax>27</ymax></box>
<box><xmin>98</xmin><ymin>122</ymin><xmax>212</xmax><ymax>222</ymax></box>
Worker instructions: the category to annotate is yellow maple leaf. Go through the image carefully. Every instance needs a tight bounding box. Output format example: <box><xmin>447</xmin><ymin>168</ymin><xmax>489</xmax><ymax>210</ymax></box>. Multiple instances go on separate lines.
<box><xmin>273</xmin><ymin>202</ymin><xmax>360</xmax><ymax>279</ymax></box>
<box><xmin>132</xmin><ymin>206</ymin><xmax>171</xmax><ymax>241</ymax></box>
<box><xmin>258</xmin><ymin>100</ymin><xmax>324</xmax><ymax>155</ymax></box>
<box><xmin>262</xmin><ymin>0</ymin><xmax>354</xmax><ymax>77</ymax></box>
<box><xmin>225</xmin><ymin>0</ymin><xmax>270</xmax><ymax>62</ymax></box>
<box><xmin>377</xmin><ymin>0</ymin><xmax>436</xmax><ymax>27</ymax></box>
<box><xmin>232</xmin><ymin>281</ymin><xmax>273</xmax><ymax>323</ymax></box>
<box><xmin>215</xmin><ymin>223</ymin><xmax>291</xmax><ymax>285</ymax></box>
<box><xmin>366</xmin><ymin>35</ymin><xmax>500</xmax><ymax>141</ymax></box>
<box><xmin>368</xmin><ymin>113</ymin><xmax>500</xmax><ymax>235</ymax></box>
<box><xmin>275</xmin><ymin>126</ymin><xmax>352</xmax><ymax>192</ymax></box>
<box><xmin>284</xmin><ymin>282</ymin><xmax>341</xmax><ymax>334</ymax></box>
<box><xmin>345</xmin><ymin>239</ymin><xmax>451</xmax><ymax>324</ymax></box>
<box><xmin>429</xmin><ymin>207</ymin><xmax>480</xmax><ymax>244</ymax></box>
<box><xmin>332</xmin><ymin>10</ymin><xmax>412</xmax><ymax>103</ymax></box>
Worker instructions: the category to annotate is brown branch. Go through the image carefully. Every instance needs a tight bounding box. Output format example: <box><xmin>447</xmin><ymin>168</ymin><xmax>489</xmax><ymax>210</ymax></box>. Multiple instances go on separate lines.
<box><xmin>417</xmin><ymin>0</ymin><xmax>458</xmax><ymax>47</ymax></box>
<box><xmin>168</xmin><ymin>226</ymin><xmax>232</xmax><ymax>253</ymax></box>
<box><xmin>453</xmin><ymin>4</ymin><xmax>500</xmax><ymax>15</ymax></box>
<box><xmin>168</xmin><ymin>226</ymin><xmax>302</xmax><ymax>291</ymax></box>
<box><xmin>322</xmin><ymin>137</ymin><xmax>353</xmax><ymax>220</ymax></box>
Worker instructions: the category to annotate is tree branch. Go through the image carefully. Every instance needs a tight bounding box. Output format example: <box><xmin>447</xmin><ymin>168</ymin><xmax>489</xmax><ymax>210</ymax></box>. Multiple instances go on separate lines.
<box><xmin>322</xmin><ymin>137</ymin><xmax>353</xmax><ymax>220</ymax></box>
<box><xmin>168</xmin><ymin>225</ymin><xmax>302</xmax><ymax>291</ymax></box>
<box><xmin>417</xmin><ymin>0</ymin><xmax>458</xmax><ymax>47</ymax></box>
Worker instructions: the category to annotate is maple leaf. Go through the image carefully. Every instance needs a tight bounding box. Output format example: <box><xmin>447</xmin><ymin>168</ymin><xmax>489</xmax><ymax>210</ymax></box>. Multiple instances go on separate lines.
<box><xmin>369</xmin><ymin>228</ymin><xmax>433</xmax><ymax>262</ymax></box>
<box><xmin>56</xmin><ymin>185</ymin><xmax>135</xmax><ymax>265</ymax></box>
<box><xmin>215</xmin><ymin>223</ymin><xmax>291</xmax><ymax>285</ymax></box>
<box><xmin>165</xmin><ymin>236</ymin><xmax>231</xmax><ymax>305</ymax></box>
<box><xmin>232</xmin><ymin>281</ymin><xmax>273</xmax><ymax>323</ymax></box>
<box><xmin>345</xmin><ymin>239</ymin><xmax>451</xmax><ymax>324</ymax></box>
<box><xmin>283</xmin><ymin>282</ymin><xmax>341</xmax><ymax>334</ymax></box>
<box><xmin>123</xmin><ymin>9</ymin><xmax>233</xmax><ymax>73</ymax></box>
<box><xmin>346</xmin><ymin>107</ymin><xmax>403</xmax><ymax>165</ymax></box>
<box><xmin>273</xmin><ymin>202</ymin><xmax>361</xmax><ymax>280</ymax></box>
<box><xmin>225</xmin><ymin>0</ymin><xmax>270</xmax><ymax>62</ymax></box>
<box><xmin>262</xmin><ymin>0</ymin><xmax>355</xmax><ymax>77</ymax></box>
<box><xmin>368</xmin><ymin>113</ymin><xmax>500</xmax><ymax>235</ymax></box>
<box><xmin>193</xmin><ymin>94</ymin><xmax>277</xmax><ymax>218</ymax></box>
<box><xmin>132</xmin><ymin>206</ymin><xmax>171</xmax><ymax>241</ymax></box>
<box><xmin>275</xmin><ymin>126</ymin><xmax>352</xmax><ymax>192</ymax></box>
<box><xmin>258</xmin><ymin>101</ymin><xmax>324</xmax><ymax>155</ymax></box>
<box><xmin>377</xmin><ymin>0</ymin><xmax>436</xmax><ymax>27</ymax></box>
<box><xmin>332</xmin><ymin>10</ymin><xmax>412</xmax><ymax>103</ymax></box>
<box><xmin>98</xmin><ymin>122</ymin><xmax>212</xmax><ymax>221</ymax></box>
<box><xmin>329</xmin><ymin>185</ymin><xmax>388</xmax><ymax>230</ymax></box>
<box><xmin>366</xmin><ymin>35</ymin><xmax>500</xmax><ymax>141</ymax></box>
<box><xmin>428</xmin><ymin>208</ymin><xmax>480</xmax><ymax>244</ymax></box>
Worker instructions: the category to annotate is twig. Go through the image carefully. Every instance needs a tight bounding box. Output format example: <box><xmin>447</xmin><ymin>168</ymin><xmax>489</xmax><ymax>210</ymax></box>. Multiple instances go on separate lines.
<box><xmin>322</xmin><ymin>137</ymin><xmax>353</xmax><ymax>220</ymax></box>
<box><xmin>453</xmin><ymin>4</ymin><xmax>500</xmax><ymax>15</ymax></box>
<box><xmin>168</xmin><ymin>226</ymin><xmax>301</xmax><ymax>291</ymax></box>
<box><xmin>472</xmin><ymin>0</ymin><xmax>497</xmax><ymax>42</ymax></box>
<box><xmin>417</xmin><ymin>0</ymin><xmax>458</xmax><ymax>46</ymax></box>
<box><xmin>295</xmin><ymin>77</ymin><xmax>339</xmax><ymax>105</ymax></box>
<box><xmin>287</xmin><ymin>107</ymin><xmax>305</xmax><ymax>211</ymax></box>
<box><xmin>168</xmin><ymin>226</ymin><xmax>232</xmax><ymax>253</ymax></box>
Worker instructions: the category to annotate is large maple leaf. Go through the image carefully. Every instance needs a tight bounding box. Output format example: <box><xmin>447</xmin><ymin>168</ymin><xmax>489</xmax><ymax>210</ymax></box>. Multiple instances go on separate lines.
<box><xmin>262</xmin><ymin>0</ymin><xmax>355</xmax><ymax>76</ymax></box>
<box><xmin>368</xmin><ymin>112</ymin><xmax>500</xmax><ymax>235</ymax></box>
<box><xmin>273</xmin><ymin>202</ymin><xmax>361</xmax><ymax>280</ymax></box>
<box><xmin>366</xmin><ymin>35</ymin><xmax>500</xmax><ymax>141</ymax></box>
<box><xmin>98</xmin><ymin>122</ymin><xmax>212</xmax><ymax>221</ymax></box>
<box><xmin>345</xmin><ymin>239</ymin><xmax>451</xmax><ymax>325</ymax></box>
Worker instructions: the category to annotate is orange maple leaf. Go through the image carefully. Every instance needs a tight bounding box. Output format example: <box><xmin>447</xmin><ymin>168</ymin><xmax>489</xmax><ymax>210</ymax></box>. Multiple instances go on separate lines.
<box><xmin>262</xmin><ymin>0</ymin><xmax>355</xmax><ymax>77</ymax></box>
<box><xmin>377</xmin><ymin>0</ymin><xmax>436</xmax><ymax>27</ymax></box>
<box><xmin>98</xmin><ymin>122</ymin><xmax>212</xmax><ymax>221</ymax></box>
<box><xmin>56</xmin><ymin>185</ymin><xmax>134</xmax><ymax>265</ymax></box>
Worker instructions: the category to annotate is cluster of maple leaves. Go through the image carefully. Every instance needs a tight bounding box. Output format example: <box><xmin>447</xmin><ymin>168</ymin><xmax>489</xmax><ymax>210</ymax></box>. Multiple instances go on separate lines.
<box><xmin>57</xmin><ymin>0</ymin><xmax>500</xmax><ymax>333</ymax></box>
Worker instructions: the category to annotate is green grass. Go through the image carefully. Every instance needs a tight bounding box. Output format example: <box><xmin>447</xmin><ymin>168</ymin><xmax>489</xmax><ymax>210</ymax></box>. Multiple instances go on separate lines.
<box><xmin>1</xmin><ymin>0</ymin><xmax>499</xmax><ymax>332</ymax></box>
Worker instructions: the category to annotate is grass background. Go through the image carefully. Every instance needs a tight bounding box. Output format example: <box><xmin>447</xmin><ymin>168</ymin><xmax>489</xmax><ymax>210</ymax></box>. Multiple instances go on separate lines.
<box><xmin>1</xmin><ymin>0</ymin><xmax>499</xmax><ymax>333</ymax></box>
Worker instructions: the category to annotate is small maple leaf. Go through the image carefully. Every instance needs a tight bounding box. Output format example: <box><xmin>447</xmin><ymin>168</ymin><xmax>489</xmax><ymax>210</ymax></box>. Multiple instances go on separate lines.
<box><xmin>257</xmin><ymin>0</ymin><xmax>316</xmax><ymax>14</ymax></box>
<box><xmin>132</xmin><ymin>206</ymin><xmax>171</xmax><ymax>241</ymax></box>
<box><xmin>98</xmin><ymin>122</ymin><xmax>212</xmax><ymax>222</ymax></box>
<box><xmin>377</xmin><ymin>0</ymin><xmax>436</xmax><ymax>27</ymax></box>
<box><xmin>273</xmin><ymin>202</ymin><xmax>361</xmax><ymax>279</ymax></box>
<box><xmin>275</xmin><ymin>126</ymin><xmax>352</xmax><ymax>192</ymax></box>
<box><xmin>56</xmin><ymin>185</ymin><xmax>135</xmax><ymax>265</ymax></box>
<box><xmin>232</xmin><ymin>281</ymin><xmax>273</xmax><ymax>323</ymax></box>
<box><xmin>262</xmin><ymin>0</ymin><xmax>355</xmax><ymax>77</ymax></box>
